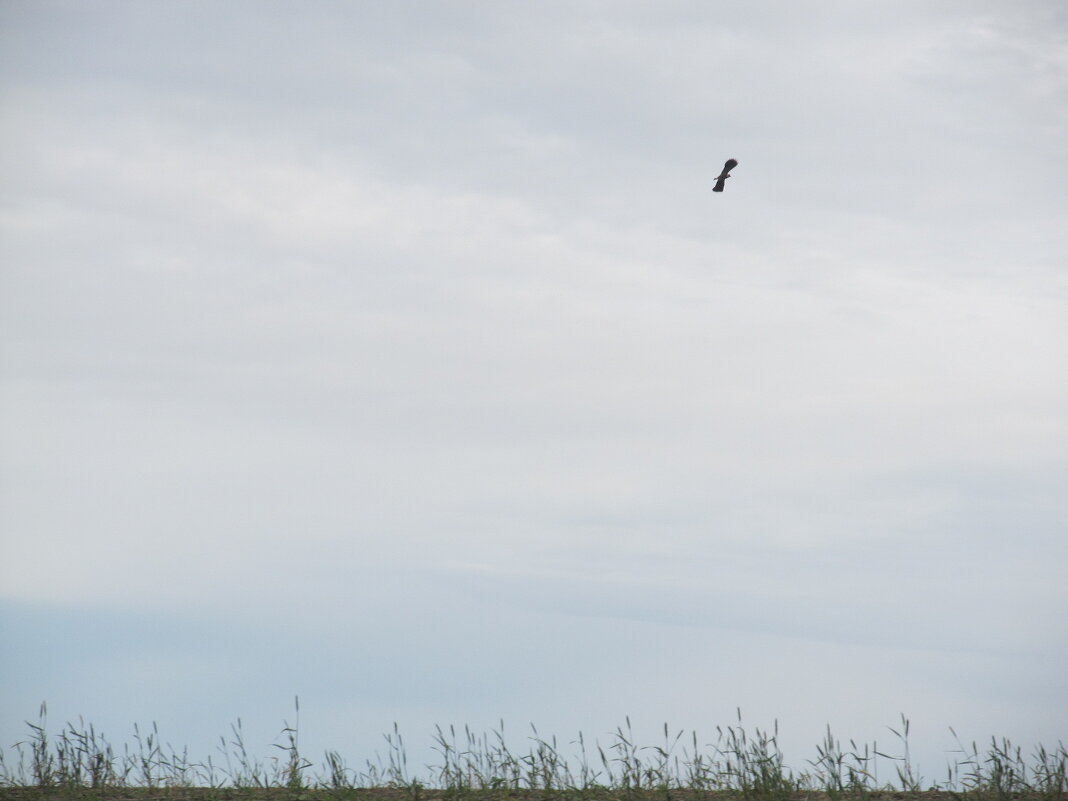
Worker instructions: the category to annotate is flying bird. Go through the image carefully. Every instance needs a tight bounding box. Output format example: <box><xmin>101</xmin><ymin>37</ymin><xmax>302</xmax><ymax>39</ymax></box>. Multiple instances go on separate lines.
<box><xmin>713</xmin><ymin>158</ymin><xmax>738</xmax><ymax>192</ymax></box>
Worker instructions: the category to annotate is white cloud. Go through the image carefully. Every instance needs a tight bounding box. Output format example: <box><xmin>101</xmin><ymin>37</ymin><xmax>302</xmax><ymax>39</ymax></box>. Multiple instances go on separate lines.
<box><xmin>2</xmin><ymin>0</ymin><xmax>1066</xmax><ymax>781</ymax></box>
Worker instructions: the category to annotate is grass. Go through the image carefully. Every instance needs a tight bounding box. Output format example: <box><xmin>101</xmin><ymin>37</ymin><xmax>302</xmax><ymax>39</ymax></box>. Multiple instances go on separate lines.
<box><xmin>1</xmin><ymin>703</ymin><xmax>1064</xmax><ymax>801</ymax></box>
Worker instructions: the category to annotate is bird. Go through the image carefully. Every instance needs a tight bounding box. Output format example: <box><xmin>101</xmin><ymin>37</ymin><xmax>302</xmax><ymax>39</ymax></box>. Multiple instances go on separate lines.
<box><xmin>713</xmin><ymin>158</ymin><xmax>738</xmax><ymax>192</ymax></box>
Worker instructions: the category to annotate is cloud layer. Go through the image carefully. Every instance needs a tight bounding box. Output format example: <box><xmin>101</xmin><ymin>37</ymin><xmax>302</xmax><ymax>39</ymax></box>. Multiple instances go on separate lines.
<box><xmin>2</xmin><ymin>0</ymin><xmax>1066</xmax><ymax>778</ymax></box>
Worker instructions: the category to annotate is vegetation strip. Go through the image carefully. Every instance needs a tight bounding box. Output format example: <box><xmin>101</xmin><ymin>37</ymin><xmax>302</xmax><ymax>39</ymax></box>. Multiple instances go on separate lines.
<box><xmin>2</xmin><ymin>704</ymin><xmax>1064</xmax><ymax>800</ymax></box>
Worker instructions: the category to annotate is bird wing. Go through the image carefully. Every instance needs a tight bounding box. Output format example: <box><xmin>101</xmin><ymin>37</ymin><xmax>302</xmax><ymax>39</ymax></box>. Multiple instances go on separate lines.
<box><xmin>712</xmin><ymin>177</ymin><xmax>727</xmax><ymax>192</ymax></box>
<box><xmin>714</xmin><ymin>160</ymin><xmax>738</xmax><ymax>182</ymax></box>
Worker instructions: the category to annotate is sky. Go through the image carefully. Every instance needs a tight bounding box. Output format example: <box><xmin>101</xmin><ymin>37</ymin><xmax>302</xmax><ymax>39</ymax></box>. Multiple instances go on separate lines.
<box><xmin>1</xmin><ymin>0</ymin><xmax>1066</xmax><ymax>786</ymax></box>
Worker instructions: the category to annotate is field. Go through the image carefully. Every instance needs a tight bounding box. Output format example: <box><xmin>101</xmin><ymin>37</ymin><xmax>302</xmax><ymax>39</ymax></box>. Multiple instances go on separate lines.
<box><xmin>2</xmin><ymin>705</ymin><xmax>1064</xmax><ymax>801</ymax></box>
<box><xmin>0</xmin><ymin>789</ymin><xmax>1035</xmax><ymax>801</ymax></box>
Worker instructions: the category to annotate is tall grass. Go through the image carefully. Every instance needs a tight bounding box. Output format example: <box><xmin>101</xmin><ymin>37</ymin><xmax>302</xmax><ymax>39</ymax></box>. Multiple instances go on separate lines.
<box><xmin>1</xmin><ymin>702</ymin><xmax>1064</xmax><ymax>799</ymax></box>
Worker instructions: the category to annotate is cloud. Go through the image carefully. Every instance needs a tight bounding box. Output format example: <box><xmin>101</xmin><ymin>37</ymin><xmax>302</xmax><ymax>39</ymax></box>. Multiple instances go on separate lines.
<box><xmin>1</xmin><ymin>0</ymin><xmax>1066</xmax><ymax>784</ymax></box>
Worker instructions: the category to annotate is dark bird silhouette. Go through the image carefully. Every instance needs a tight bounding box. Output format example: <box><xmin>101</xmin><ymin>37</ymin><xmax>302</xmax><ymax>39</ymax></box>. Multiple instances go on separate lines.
<box><xmin>713</xmin><ymin>158</ymin><xmax>738</xmax><ymax>192</ymax></box>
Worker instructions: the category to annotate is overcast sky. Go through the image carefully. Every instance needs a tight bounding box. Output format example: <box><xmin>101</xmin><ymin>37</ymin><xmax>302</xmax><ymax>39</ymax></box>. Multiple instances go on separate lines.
<box><xmin>1</xmin><ymin>0</ymin><xmax>1066</xmax><ymax>783</ymax></box>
